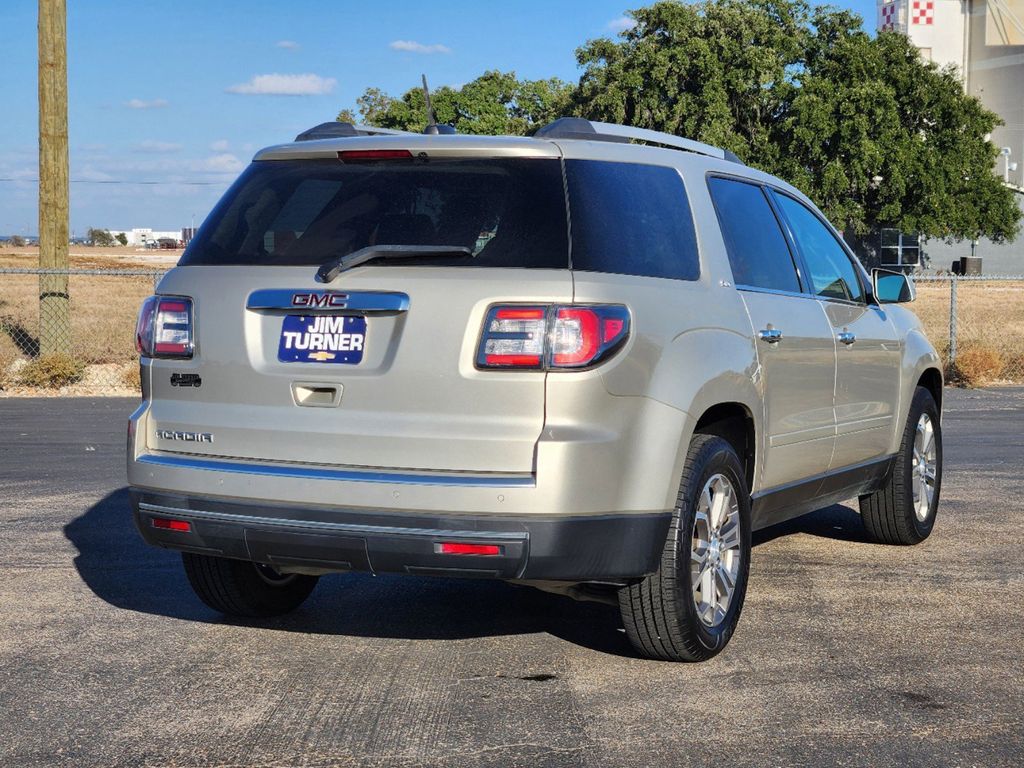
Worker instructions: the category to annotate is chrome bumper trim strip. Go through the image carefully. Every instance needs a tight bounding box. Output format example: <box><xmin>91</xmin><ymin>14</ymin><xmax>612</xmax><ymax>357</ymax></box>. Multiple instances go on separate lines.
<box><xmin>134</xmin><ymin>452</ymin><xmax>536</xmax><ymax>488</ymax></box>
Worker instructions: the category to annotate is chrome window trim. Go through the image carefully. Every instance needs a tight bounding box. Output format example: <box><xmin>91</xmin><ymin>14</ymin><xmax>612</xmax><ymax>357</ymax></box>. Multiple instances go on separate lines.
<box><xmin>137</xmin><ymin>501</ymin><xmax>528</xmax><ymax>541</ymax></box>
<box><xmin>246</xmin><ymin>289</ymin><xmax>410</xmax><ymax>314</ymax></box>
<box><xmin>135</xmin><ymin>452</ymin><xmax>536</xmax><ymax>488</ymax></box>
<box><xmin>767</xmin><ymin>189</ymin><xmax>869</xmax><ymax>306</ymax></box>
<box><xmin>734</xmin><ymin>284</ymin><xmax>817</xmax><ymax>301</ymax></box>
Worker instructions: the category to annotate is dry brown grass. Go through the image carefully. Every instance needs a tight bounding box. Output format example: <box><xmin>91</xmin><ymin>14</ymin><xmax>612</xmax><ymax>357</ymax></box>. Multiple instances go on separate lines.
<box><xmin>912</xmin><ymin>280</ymin><xmax>1024</xmax><ymax>384</ymax></box>
<box><xmin>16</xmin><ymin>352</ymin><xmax>86</xmax><ymax>388</ymax></box>
<box><xmin>0</xmin><ymin>252</ymin><xmax>160</xmax><ymax>369</ymax></box>
<box><xmin>0</xmin><ymin>345</ymin><xmax>16</xmax><ymax>389</ymax></box>
<box><xmin>120</xmin><ymin>362</ymin><xmax>141</xmax><ymax>391</ymax></box>
<box><xmin>947</xmin><ymin>345</ymin><xmax>1005</xmax><ymax>387</ymax></box>
<box><xmin>0</xmin><ymin>244</ymin><xmax>180</xmax><ymax>270</ymax></box>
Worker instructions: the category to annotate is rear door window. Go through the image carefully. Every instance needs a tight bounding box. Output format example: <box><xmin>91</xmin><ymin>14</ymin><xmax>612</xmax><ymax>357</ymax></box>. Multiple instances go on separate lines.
<box><xmin>707</xmin><ymin>176</ymin><xmax>802</xmax><ymax>293</ymax></box>
<box><xmin>180</xmin><ymin>157</ymin><xmax>569</xmax><ymax>268</ymax></box>
<box><xmin>771</xmin><ymin>192</ymin><xmax>865</xmax><ymax>303</ymax></box>
<box><xmin>566</xmin><ymin>160</ymin><xmax>699</xmax><ymax>280</ymax></box>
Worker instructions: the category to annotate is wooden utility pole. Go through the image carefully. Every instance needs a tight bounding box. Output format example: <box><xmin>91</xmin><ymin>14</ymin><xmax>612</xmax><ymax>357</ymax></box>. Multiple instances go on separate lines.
<box><xmin>38</xmin><ymin>0</ymin><xmax>71</xmax><ymax>357</ymax></box>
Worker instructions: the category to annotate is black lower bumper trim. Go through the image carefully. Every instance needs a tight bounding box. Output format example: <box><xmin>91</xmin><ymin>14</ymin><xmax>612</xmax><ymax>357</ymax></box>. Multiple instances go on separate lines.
<box><xmin>131</xmin><ymin>490</ymin><xmax>671</xmax><ymax>581</ymax></box>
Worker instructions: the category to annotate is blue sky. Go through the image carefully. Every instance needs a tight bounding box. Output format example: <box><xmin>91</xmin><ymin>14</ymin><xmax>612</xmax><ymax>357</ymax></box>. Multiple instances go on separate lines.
<box><xmin>0</xmin><ymin>0</ymin><xmax>876</xmax><ymax>237</ymax></box>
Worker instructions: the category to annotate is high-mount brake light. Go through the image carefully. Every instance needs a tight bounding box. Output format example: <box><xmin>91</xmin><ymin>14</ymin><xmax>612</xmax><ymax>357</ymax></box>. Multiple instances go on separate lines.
<box><xmin>338</xmin><ymin>149</ymin><xmax>414</xmax><ymax>162</ymax></box>
<box><xmin>135</xmin><ymin>295</ymin><xmax>194</xmax><ymax>359</ymax></box>
<box><xmin>476</xmin><ymin>304</ymin><xmax>630</xmax><ymax>370</ymax></box>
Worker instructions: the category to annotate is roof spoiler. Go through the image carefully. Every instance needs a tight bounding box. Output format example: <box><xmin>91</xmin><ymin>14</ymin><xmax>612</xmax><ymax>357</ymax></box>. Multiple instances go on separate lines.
<box><xmin>535</xmin><ymin>117</ymin><xmax>743</xmax><ymax>164</ymax></box>
<box><xmin>294</xmin><ymin>122</ymin><xmax>414</xmax><ymax>142</ymax></box>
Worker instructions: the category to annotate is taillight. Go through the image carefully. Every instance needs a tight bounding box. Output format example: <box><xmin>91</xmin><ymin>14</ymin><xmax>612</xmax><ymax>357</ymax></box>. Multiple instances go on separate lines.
<box><xmin>135</xmin><ymin>295</ymin><xmax>194</xmax><ymax>358</ymax></box>
<box><xmin>478</xmin><ymin>306</ymin><xmax>547</xmax><ymax>368</ymax></box>
<box><xmin>476</xmin><ymin>304</ymin><xmax>630</xmax><ymax>370</ymax></box>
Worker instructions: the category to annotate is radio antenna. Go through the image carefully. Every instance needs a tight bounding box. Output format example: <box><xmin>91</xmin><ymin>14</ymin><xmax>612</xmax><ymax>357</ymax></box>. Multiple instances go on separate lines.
<box><xmin>419</xmin><ymin>75</ymin><xmax>455</xmax><ymax>134</ymax></box>
<box><xmin>421</xmin><ymin>74</ymin><xmax>438</xmax><ymax>133</ymax></box>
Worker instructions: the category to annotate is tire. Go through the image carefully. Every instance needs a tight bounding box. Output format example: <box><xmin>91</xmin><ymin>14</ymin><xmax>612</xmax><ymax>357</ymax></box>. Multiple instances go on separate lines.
<box><xmin>859</xmin><ymin>386</ymin><xmax>942</xmax><ymax>545</ymax></box>
<box><xmin>182</xmin><ymin>553</ymin><xmax>319</xmax><ymax>618</ymax></box>
<box><xmin>618</xmin><ymin>434</ymin><xmax>752</xmax><ymax>662</ymax></box>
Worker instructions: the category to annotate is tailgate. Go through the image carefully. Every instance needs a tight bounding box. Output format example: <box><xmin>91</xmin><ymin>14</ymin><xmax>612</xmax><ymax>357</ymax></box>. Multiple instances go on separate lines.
<box><xmin>144</xmin><ymin>265</ymin><xmax>571</xmax><ymax>473</ymax></box>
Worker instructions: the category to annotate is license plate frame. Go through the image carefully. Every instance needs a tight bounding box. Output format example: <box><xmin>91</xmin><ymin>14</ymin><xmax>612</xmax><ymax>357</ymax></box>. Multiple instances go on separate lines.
<box><xmin>277</xmin><ymin>314</ymin><xmax>367</xmax><ymax>364</ymax></box>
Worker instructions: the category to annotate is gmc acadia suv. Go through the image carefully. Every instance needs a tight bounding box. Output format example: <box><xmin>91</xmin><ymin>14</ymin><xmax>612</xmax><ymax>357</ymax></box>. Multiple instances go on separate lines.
<box><xmin>128</xmin><ymin>118</ymin><xmax>943</xmax><ymax>661</ymax></box>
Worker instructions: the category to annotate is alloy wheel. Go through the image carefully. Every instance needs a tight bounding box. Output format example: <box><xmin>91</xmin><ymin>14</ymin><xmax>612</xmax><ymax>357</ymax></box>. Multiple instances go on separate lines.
<box><xmin>691</xmin><ymin>473</ymin><xmax>742</xmax><ymax>627</ymax></box>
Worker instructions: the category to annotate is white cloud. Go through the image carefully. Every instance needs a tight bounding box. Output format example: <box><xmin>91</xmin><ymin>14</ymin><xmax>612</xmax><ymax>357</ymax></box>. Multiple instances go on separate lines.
<box><xmin>210</xmin><ymin>139</ymin><xmax>230</xmax><ymax>152</ymax></box>
<box><xmin>275</xmin><ymin>40</ymin><xmax>300</xmax><ymax>50</ymax></box>
<box><xmin>607</xmin><ymin>16</ymin><xmax>637</xmax><ymax>32</ymax></box>
<box><xmin>201</xmin><ymin>153</ymin><xmax>245</xmax><ymax>173</ymax></box>
<box><xmin>125</xmin><ymin>98</ymin><xmax>169</xmax><ymax>109</ymax></box>
<box><xmin>389</xmin><ymin>40</ymin><xmax>452</xmax><ymax>54</ymax></box>
<box><xmin>225</xmin><ymin>73</ymin><xmax>337</xmax><ymax>95</ymax></box>
<box><xmin>134</xmin><ymin>140</ymin><xmax>183</xmax><ymax>153</ymax></box>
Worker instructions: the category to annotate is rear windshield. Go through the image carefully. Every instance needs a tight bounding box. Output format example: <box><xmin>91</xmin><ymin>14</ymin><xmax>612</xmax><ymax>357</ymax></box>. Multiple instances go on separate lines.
<box><xmin>180</xmin><ymin>157</ymin><xmax>569</xmax><ymax>268</ymax></box>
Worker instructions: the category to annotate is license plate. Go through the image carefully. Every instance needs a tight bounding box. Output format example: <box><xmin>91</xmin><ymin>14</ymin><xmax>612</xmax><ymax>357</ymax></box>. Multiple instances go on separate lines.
<box><xmin>278</xmin><ymin>315</ymin><xmax>366</xmax><ymax>364</ymax></box>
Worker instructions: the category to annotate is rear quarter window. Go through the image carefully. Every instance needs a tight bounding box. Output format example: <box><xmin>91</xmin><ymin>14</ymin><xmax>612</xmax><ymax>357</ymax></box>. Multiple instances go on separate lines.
<box><xmin>566</xmin><ymin>160</ymin><xmax>700</xmax><ymax>281</ymax></box>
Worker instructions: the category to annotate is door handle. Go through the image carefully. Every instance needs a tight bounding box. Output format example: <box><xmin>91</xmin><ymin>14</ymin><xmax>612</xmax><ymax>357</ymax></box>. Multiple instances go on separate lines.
<box><xmin>838</xmin><ymin>331</ymin><xmax>857</xmax><ymax>345</ymax></box>
<box><xmin>758</xmin><ymin>328</ymin><xmax>783</xmax><ymax>344</ymax></box>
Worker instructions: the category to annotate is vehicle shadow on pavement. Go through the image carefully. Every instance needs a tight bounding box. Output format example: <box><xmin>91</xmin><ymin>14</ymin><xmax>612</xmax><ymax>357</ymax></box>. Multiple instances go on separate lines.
<box><xmin>64</xmin><ymin>487</ymin><xmax>632</xmax><ymax>656</ymax></box>
<box><xmin>752</xmin><ymin>503</ymin><xmax>873</xmax><ymax>547</ymax></box>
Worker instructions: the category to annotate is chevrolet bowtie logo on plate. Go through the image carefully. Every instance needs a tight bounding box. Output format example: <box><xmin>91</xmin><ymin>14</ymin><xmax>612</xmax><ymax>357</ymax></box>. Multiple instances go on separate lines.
<box><xmin>307</xmin><ymin>351</ymin><xmax>336</xmax><ymax>362</ymax></box>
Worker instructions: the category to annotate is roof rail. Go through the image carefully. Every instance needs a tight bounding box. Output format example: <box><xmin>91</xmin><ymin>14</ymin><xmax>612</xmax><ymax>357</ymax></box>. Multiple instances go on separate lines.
<box><xmin>294</xmin><ymin>122</ymin><xmax>413</xmax><ymax>142</ymax></box>
<box><xmin>534</xmin><ymin>117</ymin><xmax>743</xmax><ymax>164</ymax></box>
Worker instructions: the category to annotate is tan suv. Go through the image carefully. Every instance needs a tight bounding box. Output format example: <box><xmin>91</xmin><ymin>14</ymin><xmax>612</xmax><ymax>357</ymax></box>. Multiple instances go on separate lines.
<box><xmin>128</xmin><ymin>118</ymin><xmax>943</xmax><ymax>661</ymax></box>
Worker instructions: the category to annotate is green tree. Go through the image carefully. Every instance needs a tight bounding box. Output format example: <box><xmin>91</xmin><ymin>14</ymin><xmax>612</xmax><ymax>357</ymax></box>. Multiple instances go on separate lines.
<box><xmin>114</xmin><ymin>232</ymin><xmax>128</xmax><ymax>246</ymax></box>
<box><xmin>86</xmin><ymin>227</ymin><xmax>115</xmax><ymax>247</ymax></box>
<box><xmin>572</xmin><ymin>0</ymin><xmax>1019</xmax><ymax>244</ymax></box>
<box><xmin>339</xmin><ymin>72</ymin><xmax>573</xmax><ymax>135</ymax></box>
<box><xmin>335</xmin><ymin>108</ymin><xmax>357</xmax><ymax>124</ymax></box>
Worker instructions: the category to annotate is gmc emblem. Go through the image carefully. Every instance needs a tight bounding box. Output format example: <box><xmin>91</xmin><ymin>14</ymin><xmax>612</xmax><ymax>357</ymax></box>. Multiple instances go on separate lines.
<box><xmin>292</xmin><ymin>292</ymin><xmax>349</xmax><ymax>308</ymax></box>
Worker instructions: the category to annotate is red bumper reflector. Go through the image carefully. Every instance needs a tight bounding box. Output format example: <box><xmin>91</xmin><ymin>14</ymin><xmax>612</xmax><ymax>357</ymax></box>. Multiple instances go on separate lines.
<box><xmin>437</xmin><ymin>542</ymin><xmax>502</xmax><ymax>556</ymax></box>
<box><xmin>152</xmin><ymin>517</ymin><xmax>191</xmax><ymax>532</ymax></box>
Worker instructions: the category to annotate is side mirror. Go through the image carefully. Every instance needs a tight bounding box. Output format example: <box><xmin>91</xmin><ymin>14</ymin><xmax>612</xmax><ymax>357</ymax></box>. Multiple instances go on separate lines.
<box><xmin>872</xmin><ymin>268</ymin><xmax>915</xmax><ymax>304</ymax></box>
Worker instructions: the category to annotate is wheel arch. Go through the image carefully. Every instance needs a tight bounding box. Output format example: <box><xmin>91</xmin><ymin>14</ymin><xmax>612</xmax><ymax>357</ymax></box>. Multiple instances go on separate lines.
<box><xmin>891</xmin><ymin>329</ymin><xmax>944</xmax><ymax>455</ymax></box>
<box><xmin>917</xmin><ymin>366</ymin><xmax>943</xmax><ymax>411</ymax></box>
<box><xmin>693</xmin><ymin>402</ymin><xmax>757</xmax><ymax>493</ymax></box>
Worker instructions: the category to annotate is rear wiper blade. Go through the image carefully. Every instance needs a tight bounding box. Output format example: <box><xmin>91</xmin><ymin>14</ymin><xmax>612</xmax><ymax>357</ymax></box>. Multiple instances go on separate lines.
<box><xmin>316</xmin><ymin>244</ymin><xmax>473</xmax><ymax>283</ymax></box>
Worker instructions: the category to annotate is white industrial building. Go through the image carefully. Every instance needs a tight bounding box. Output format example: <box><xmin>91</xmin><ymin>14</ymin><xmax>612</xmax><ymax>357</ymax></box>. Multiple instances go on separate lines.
<box><xmin>877</xmin><ymin>0</ymin><xmax>1024</xmax><ymax>272</ymax></box>
<box><xmin>108</xmin><ymin>228</ymin><xmax>183</xmax><ymax>247</ymax></box>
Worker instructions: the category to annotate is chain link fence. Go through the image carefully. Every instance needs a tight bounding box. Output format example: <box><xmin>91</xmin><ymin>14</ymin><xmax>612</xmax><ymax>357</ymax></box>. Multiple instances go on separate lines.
<box><xmin>0</xmin><ymin>267</ymin><xmax>162</xmax><ymax>395</ymax></box>
<box><xmin>2</xmin><ymin>267</ymin><xmax>1023</xmax><ymax>394</ymax></box>
<box><xmin>913</xmin><ymin>276</ymin><xmax>1024</xmax><ymax>386</ymax></box>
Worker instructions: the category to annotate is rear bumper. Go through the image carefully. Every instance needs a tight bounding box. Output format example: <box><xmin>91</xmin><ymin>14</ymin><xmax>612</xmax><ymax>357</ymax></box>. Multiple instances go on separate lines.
<box><xmin>132</xmin><ymin>490</ymin><xmax>671</xmax><ymax>581</ymax></box>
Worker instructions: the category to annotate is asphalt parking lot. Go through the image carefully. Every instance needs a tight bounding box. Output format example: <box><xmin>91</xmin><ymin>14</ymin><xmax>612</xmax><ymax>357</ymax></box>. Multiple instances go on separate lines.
<box><xmin>0</xmin><ymin>390</ymin><xmax>1022</xmax><ymax>767</ymax></box>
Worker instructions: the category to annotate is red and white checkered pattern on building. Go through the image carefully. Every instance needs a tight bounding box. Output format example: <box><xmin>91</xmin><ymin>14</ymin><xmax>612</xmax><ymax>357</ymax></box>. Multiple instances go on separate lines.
<box><xmin>911</xmin><ymin>0</ymin><xmax>934</xmax><ymax>25</ymax></box>
<box><xmin>881</xmin><ymin>1</ymin><xmax>899</xmax><ymax>31</ymax></box>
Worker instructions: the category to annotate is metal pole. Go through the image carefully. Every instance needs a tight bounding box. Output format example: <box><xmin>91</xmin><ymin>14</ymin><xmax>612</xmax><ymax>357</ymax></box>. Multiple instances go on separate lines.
<box><xmin>948</xmin><ymin>277</ymin><xmax>959</xmax><ymax>363</ymax></box>
<box><xmin>38</xmin><ymin>0</ymin><xmax>71</xmax><ymax>357</ymax></box>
